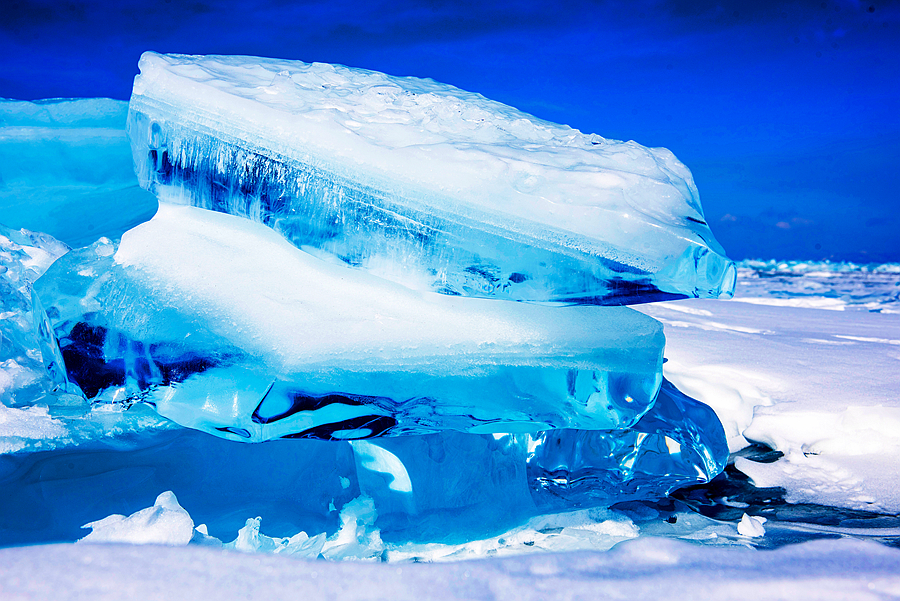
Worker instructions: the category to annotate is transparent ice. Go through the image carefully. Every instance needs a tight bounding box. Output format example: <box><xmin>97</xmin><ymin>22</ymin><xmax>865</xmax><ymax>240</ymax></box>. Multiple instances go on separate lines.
<box><xmin>0</xmin><ymin>378</ymin><xmax>726</xmax><ymax>547</ymax></box>
<box><xmin>128</xmin><ymin>52</ymin><xmax>735</xmax><ymax>305</ymax></box>
<box><xmin>3</xmin><ymin>78</ymin><xmax>734</xmax><ymax>555</ymax></box>
<box><xmin>0</xmin><ymin>224</ymin><xmax>69</xmax><ymax>406</ymax></box>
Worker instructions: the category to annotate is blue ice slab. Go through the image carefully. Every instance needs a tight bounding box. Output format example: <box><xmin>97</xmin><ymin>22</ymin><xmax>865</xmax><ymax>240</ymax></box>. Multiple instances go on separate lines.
<box><xmin>0</xmin><ymin>379</ymin><xmax>726</xmax><ymax>546</ymax></box>
<box><xmin>0</xmin><ymin>224</ymin><xmax>71</xmax><ymax>406</ymax></box>
<box><xmin>32</xmin><ymin>205</ymin><xmax>665</xmax><ymax>439</ymax></box>
<box><xmin>0</xmin><ymin>99</ymin><xmax>157</xmax><ymax>247</ymax></box>
<box><xmin>128</xmin><ymin>52</ymin><xmax>735</xmax><ymax>305</ymax></box>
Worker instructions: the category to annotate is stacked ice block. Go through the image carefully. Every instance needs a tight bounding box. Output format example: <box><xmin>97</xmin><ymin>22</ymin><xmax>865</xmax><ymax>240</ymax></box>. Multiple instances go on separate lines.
<box><xmin>31</xmin><ymin>53</ymin><xmax>732</xmax><ymax>535</ymax></box>
<box><xmin>127</xmin><ymin>52</ymin><xmax>735</xmax><ymax>305</ymax></box>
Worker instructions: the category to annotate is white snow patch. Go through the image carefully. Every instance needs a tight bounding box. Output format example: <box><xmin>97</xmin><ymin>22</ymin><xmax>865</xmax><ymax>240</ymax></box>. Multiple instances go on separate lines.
<box><xmin>737</xmin><ymin>513</ymin><xmax>766</xmax><ymax>538</ymax></box>
<box><xmin>5</xmin><ymin>537</ymin><xmax>900</xmax><ymax>600</ymax></box>
<box><xmin>730</xmin><ymin>297</ymin><xmax>847</xmax><ymax>311</ymax></box>
<box><xmin>637</xmin><ymin>298</ymin><xmax>900</xmax><ymax>512</ymax></box>
<box><xmin>79</xmin><ymin>491</ymin><xmax>194</xmax><ymax>546</ymax></box>
<box><xmin>0</xmin><ymin>402</ymin><xmax>68</xmax><ymax>454</ymax></box>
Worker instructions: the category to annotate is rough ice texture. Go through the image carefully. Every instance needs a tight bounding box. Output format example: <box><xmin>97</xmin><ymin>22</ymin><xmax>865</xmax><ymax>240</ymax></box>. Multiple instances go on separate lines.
<box><xmin>33</xmin><ymin>204</ymin><xmax>666</xmax><ymax>440</ymax></box>
<box><xmin>0</xmin><ymin>99</ymin><xmax>157</xmax><ymax>247</ymax></box>
<box><xmin>734</xmin><ymin>259</ymin><xmax>900</xmax><ymax>313</ymax></box>
<box><xmin>128</xmin><ymin>52</ymin><xmax>735</xmax><ymax>304</ymax></box>
<box><xmin>0</xmin><ymin>403</ymin><xmax>67</xmax><ymax>454</ymax></box>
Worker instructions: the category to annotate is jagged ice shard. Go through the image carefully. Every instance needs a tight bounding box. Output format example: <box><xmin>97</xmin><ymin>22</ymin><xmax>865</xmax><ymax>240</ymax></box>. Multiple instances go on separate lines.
<box><xmin>128</xmin><ymin>52</ymin><xmax>735</xmax><ymax>305</ymax></box>
<box><xmin>33</xmin><ymin>205</ymin><xmax>666</xmax><ymax>441</ymax></box>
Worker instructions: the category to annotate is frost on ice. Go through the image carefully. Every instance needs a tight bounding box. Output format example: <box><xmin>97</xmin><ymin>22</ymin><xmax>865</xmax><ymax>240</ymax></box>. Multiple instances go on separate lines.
<box><xmin>128</xmin><ymin>52</ymin><xmax>735</xmax><ymax>305</ymax></box>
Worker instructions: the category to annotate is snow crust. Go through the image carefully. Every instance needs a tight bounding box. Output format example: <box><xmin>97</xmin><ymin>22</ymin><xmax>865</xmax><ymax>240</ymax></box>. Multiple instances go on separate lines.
<box><xmin>2</xmin><ymin>537</ymin><xmax>899</xmax><ymax>601</ymax></box>
<box><xmin>637</xmin><ymin>290</ymin><xmax>900</xmax><ymax>513</ymax></box>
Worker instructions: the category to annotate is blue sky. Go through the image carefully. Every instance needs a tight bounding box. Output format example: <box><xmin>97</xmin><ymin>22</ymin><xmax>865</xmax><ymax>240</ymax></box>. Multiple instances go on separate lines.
<box><xmin>2</xmin><ymin>0</ymin><xmax>898</xmax><ymax>261</ymax></box>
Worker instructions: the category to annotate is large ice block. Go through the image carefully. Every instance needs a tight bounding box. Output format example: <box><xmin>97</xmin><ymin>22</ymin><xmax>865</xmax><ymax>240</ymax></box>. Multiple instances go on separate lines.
<box><xmin>0</xmin><ymin>99</ymin><xmax>157</xmax><ymax>247</ymax></box>
<box><xmin>128</xmin><ymin>52</ymin><xmax>735</xmax><ymax>305</ymax></box>
<box><xmin>32</xmin><ymin>204</ymin><xmax>665</xmax><ymax>440</ymax></box>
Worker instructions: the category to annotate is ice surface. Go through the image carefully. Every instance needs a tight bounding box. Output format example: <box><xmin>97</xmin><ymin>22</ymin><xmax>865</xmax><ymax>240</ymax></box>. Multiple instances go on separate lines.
<box><xmin>0</xmin><ymin>99</ymin><xmax>157</xmax><ymax>247</ymax></box>
<box><xmin>128</xmin><ymin>52</ymin><xmax>735</xmax><ymax>304</ymax></box>
<box><xmin>32</xmin><ymin>204</ymin><xmax>666</xmax><ymax>440</ymax></box>
<box><xmin>734</xmin><ymin>259</ymin><xmax>900</xmax><ymax>313</ymax></box>
<box><xmin>0</xmin><ymin>379</ymin><xmax>725</xmax><ymax>548</ymax></box>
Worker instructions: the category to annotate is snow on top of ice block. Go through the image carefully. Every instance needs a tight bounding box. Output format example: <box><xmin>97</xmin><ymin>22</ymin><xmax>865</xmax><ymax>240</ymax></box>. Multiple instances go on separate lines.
<box><xmin>131</xmin><ymin>52</ymin><xmax>723</xmax><ymax>268</ymax></box>
<box><xmin>114</xmin><ymin>204</ymin><xmax>663</xmax><ymax>373</ymax></box>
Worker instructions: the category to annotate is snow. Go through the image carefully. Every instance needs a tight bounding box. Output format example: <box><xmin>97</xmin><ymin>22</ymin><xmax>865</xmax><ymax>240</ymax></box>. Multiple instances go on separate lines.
<box><xmin>636</xmin><ymin>291</ymin><xmax>900</xmax><ymax>513</ymax></box>
<box><xmin>2</xmin><ymin>537</ymin><xmax>899</xmax><ymax>600</ymax></box>
<box><xmin>79</xmin><ymin>491</ymin><xmax>194</xmax><ymax>546</ymax></box>
<box><xmin>737</xmin><ymin>513</ymin><xmax>767</xmax><ymax>538</ymax></box>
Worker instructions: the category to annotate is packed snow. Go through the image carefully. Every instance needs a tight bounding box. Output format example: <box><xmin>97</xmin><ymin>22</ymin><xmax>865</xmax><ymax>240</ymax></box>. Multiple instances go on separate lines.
<box><xmin>637</xmin><ymin>290</ymin><xmax>900</xmax><ymax>514</ymax></box>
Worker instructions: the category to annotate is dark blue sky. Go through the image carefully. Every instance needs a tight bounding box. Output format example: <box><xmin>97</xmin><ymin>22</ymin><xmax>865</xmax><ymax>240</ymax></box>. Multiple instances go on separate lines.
<box><xmin>2</xmin><ymin>0</ymin><xmax>898</xmax><ymax>261</ymax></box>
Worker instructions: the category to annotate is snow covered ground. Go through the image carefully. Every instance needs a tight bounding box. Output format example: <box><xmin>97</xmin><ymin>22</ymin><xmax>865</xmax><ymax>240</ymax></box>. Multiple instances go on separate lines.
<box><xmin>639</xmin><ymin>271</ymin><xmax>900</xmax><ymax>514</ymax></box>
<box><xmin>2</xmin><ymin>537</ymin><xmax>899</xmax><ymax>600</ymax></box>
